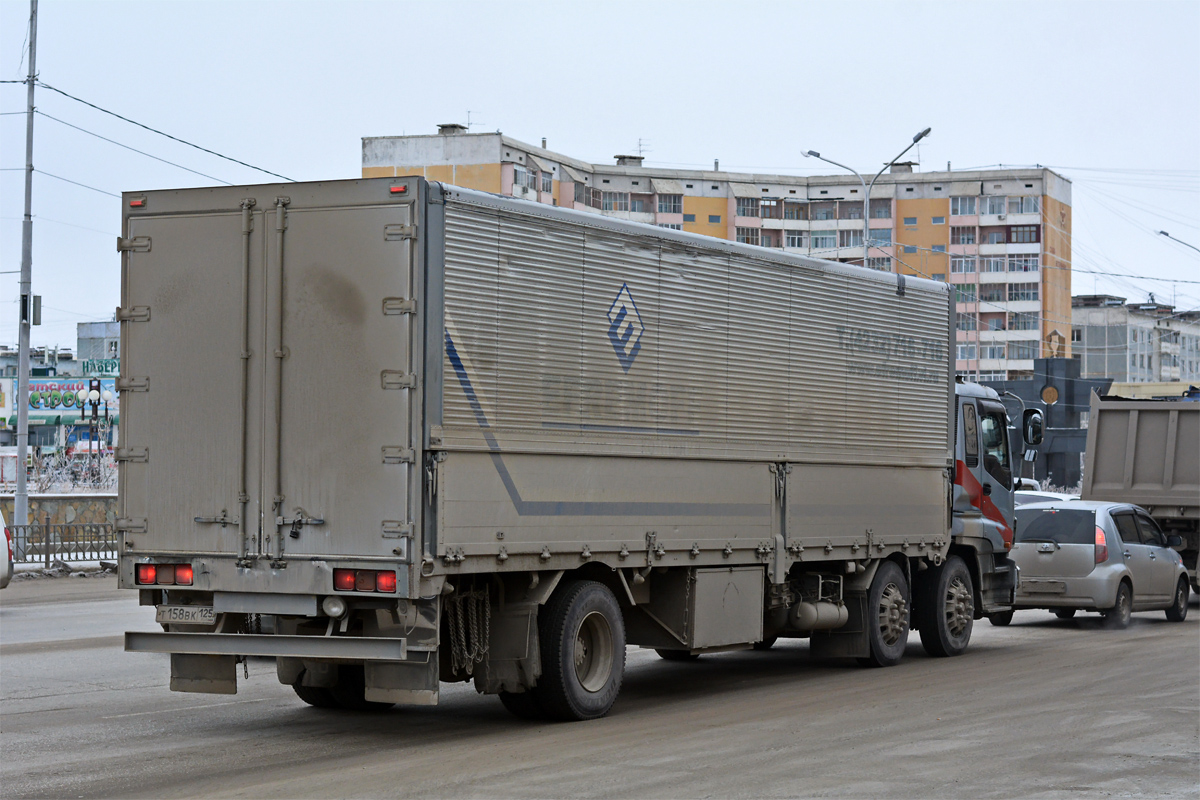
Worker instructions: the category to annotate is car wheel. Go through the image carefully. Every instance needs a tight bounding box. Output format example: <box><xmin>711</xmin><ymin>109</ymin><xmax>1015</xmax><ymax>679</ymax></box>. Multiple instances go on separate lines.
<box><xmin>857</xmin><ymin>561</ymin><xmax>910</xmax><ymax>668</ymax></box>
<box><xmin>753</xmin><ymin>636</ymin><xmax>778</xmax><ymax>651</ymax></box>
<box><xmin>987</xmin><ymin>610</ymin><xmax>1014</xmax><ymax>626</ymax></box>
<box><xmin>1103</xmin><ymin>582</ymin><xmax>1133</xmax><ymax>630</ymax></box>
<box><xmin>534</xmin><ymin>580</ymin><xmax>625</xmax><ymax>721</ymax></box>
<box><xmin>917</xmin><ymin>556</ymin><xmax>975</xmax><ymax>658</ymax></box>
<box><xmin>1166</xmin><ymin>578</ymin><xmax>1189</xmax><ymax>622</ymax></box>
<box><xmin>498</xmin><ymin>690</ymin><xmax>546</xmax><ymax>720</ymax></box>
<box><xmin>1054</xmin><ymin>608</ymin><xmax>1077</xmax><ymax>619</ymax></box>
<box><xmin>329</xmin><ymin>665</ymin><xmax>395</xmax><ymax>711</ymax></box>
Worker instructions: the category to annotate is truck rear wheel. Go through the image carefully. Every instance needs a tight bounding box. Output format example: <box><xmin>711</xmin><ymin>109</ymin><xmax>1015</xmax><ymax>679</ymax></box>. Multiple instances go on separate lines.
<box><xmin>498</xmin><ymin>690</ymin><xmax>546</xmax><ymax>720</ymax></box>
<box><xmin>293</xmin><ymin>684</ymin><xmax>338</xmax><ymax>709</ymax></box>
<box><xmin>916</xmin><ymin>556</ymin><xmax>974</xmax><ymax>658</ymax></box>
<box><xmin>857</xmin><ymin>561</ymin><xmax>910</xmax><ymax>668</ymax></box>
<box><xmin>534</xmin><ymin>580</ymin><xmax>625</xmax><ymax>721</ymax></box>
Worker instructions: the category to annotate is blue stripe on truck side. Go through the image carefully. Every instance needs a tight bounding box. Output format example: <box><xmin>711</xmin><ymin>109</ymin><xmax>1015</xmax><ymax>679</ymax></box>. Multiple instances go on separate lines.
<box><xmin>443</xmin><ymin>330</ymin><xmax>768</xmax><ymax>518</ymax></box>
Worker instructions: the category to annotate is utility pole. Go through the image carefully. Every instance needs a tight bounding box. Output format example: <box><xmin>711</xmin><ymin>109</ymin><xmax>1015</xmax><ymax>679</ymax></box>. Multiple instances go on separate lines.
<box><xmin>15</xmin><ymin>0</ymin><xmax>38</xmax><ymax>527</ymax></box>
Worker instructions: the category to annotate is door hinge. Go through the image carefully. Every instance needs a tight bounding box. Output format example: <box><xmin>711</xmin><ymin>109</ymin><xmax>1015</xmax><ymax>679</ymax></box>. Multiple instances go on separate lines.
<box><xmin>381</xmin><ymin>520</ymin><xmax>413</xmax><ymax>539</ymax></box>
<box><xmin>381</xmin><ymin>371</ymin><xmax>416</xmax><ymax>389</ymax></box>
<box><xmin>384</xmin><ymin>224</ymin><xmax>416</xmax><ymax>241</ymax></box>
<box><xmin>115</xmin><ymin>446</ymin><xmax>149</xmax><ymax>463</ymax></box>
<box><xmin>382</xmin><ymin>446</ymin><xmax>415</xmax><ymax>464</ymax></box>
<box><xmin>116</xmin><ymin>517</ymin><xmax>147</xmax><ymax>533</ymax></box>
<box><xmin>116</xmin><ymin>236</ymin><xmax>152</xmax><ymax>253</ymax></box>
<box><xmin>382</xmin><ymin>298</ymin><xmax>417</xmax><ymax>316</ymax></box>
<box><xmin>115</xmin><ymin>305</ymin><xmax>151</xmax><ymax>322</ymax></box>
<box><xmin>116</xmin><ymin>376</ymin><xmax>150</xmax><ymax>392</ymax></box>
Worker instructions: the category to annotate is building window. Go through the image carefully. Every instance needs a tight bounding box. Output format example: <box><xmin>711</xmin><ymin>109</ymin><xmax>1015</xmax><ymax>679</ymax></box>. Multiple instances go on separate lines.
<box><xmin>839</xmin><ymin>229</ymin><xmax>864</xmax><ymax>248</ymax></box>
<box><xmin>736</xmin><ymin>227</ymin><xmax>760</xmax><ymax>245</ymax></box>
<box><xmin>1008</xmin><ymin>254</ymin><xmax>1039</xmax><ymax>272</ymax></box>
<box><xmin>951</xmin><ymin>196</ymin><xmax>976</xmax><ymax>216</ymax></box>
<box><xmin>932</xmin><ymin>216</ymin><xmax>946</xmax><ymax>225</ymax></box>
<box><xmin>657</xmin><ymin>223</ymin><xmax>682</xmax><ymax>230</ymax></box>
<box><xmin>984</xmin><ymin>196</ymin><xmax>1006</xmax><ymax>215</ymax></box>
<box><xmin>630</xmin><ymin>197</ymin><xmax>646</xmax><ymax>213</ymax></box>
<box><xmin>811</xmin><ymin>230</ymin><xmax>837</xmax><ymax>250</ymax></box>
<box><xmin>982</xmin><ymin>344</ymin><xmax>1006</xmax><ymax>360</ymax></box>
<box><xmin>1071</xmin><ymin>328</ymin><xmax>1082</xmax><ymax>343</ymax></box>
<box><xmin>1008</xmin><ymin>282</ymin><xmax>1039</xmax><ymax>301</ymax></box>
<box><xmin>783</xmin><ymin>201</ymin><xmax>806</xmax><ymax>220</ymax></box>
<box><xmin>541</xmin><ymin>172</ymin><xmax>553</xmax><ymax>194</ymax></box>
<box><xmin>1008</xmin><ymin>196</ymin><xmax>1040</xmax><ymax>214</ymax></box>
<box><xmin>956</xmin><ymin>313</ymin><xmax>978</xmax><ymax>331</ymax></box>
<box><xmin>761</xmin><ymin>231</ymin><xmax>781</xmax><ymax>248</ymax></box>
<box><xmin>1009</xmin><ymin>311</ymin><xmax>1038</xmax><ymax>330</ymax></box>
<box><xmin>760</xmin><ymin>198</ymin><xmax>778</xmax><ymax>219</ymax></box>
<box><xmin>981</xmin><ymin>256</ymin><xmax>1006</xmax><ymax>272</ymax></box>
<box><xmin>786</xmin><ymin>231</ymin><xmax>807</xmax><ymax>248</ymax></box>
<box><xmin>1009</xmin><ymin>225</ymin><xmax>1040</xmax><ymax>244</ymax></box>
<box><xmin>870</xmin><ymin>199</ymin><xmax>891</xmax><ymax>218</ymax></box>
<box><xmin>811</xmin><ymin>202</ymin><xmax>836</xmax><ymax>220</ymax></box>
<box><xmin>932</xmin><ymin>244</ymin><xmax>947</xmax><ymax>252</ymax></box>
<box><xmin>957</xmin><ymin>344</ymin><xmax>977</xmax><ymax>360</ymax></box>
<box><xmin>574</xmin><ymin>183</ymin><xmax>589</xmax><ymax>205</ymax></box>
<box><xmin>903</xmin><ymin>245</ymin><xmax>917</xmax><ymax>254</ymax></box>
<box><xmin>951</xmin><ymin>226</ymin><xmax>976</xmax><ymax>245</ymax></box>
<box><xmin>951</xmin><ymin>256</ymin><xmax>976</xmax><ymax>274</ymax></box>
<box><xmin>708</xmin><ymin>214</ymin><xmax>721</xmax><ymax>224</ymax></box>
<box><xmin>658</xmin><ymin>194</ymin><xmax>682</xmax><ymax>214</ymax></box>
<box><xmin>956</xmin><ymin>285</ymin><xmax>977</xmax><ymax>303</ymax></box>
<box><xmin>1007</xmin><ymin>340</ymin><xmax>1039</xmax><ymax>360</ymax></box>
<box><xmin>590</xmin><ymin>188</ymin><xmax>603</xmax><ymax>208</ymax></box>
<box><xmin>868</xmin><ymin>229</ymin><xmax>892</xmax><ymax>246</ymax></box>
<box><xmin>867</xmin><ymin>257</ymin><xmax>891</xmax><ymax>271</ymax></box>
<box><xmin>601</xmin><ymin>191</ymin><xmax>629</xmax><ymax>211</ymax></box>
<box><xmin>932</xmin><ymin>273</ymin><xmax>946</xmax><ymax>282</ymax></box>
<box><xmin>903</xmin><ymin>217</ymin><xmax>917</xmax><ymax>226</ymax></box>
<box><xmin>683</xmin><ymin>213</ymin><xmax>696</xmax><ymax>222</ymax></box>
<box><xmin>736</xmin><ymin>197</ymin><xmax>760</xmax><ymax>218</ymax></box>
<box><xmin>987</xmin><ymin>231</ymin><xmax>1006</xmax><ymax>244</ymax></box>
<box><xmin>840</xmin><ymin>202</ymin><xmax>863</xmax><ymax>220</ymax></box>
<box><xmin>985</xmin><ymin>317</ymin><xmax>1006</xmax><ymax>331</ymax></box>
<box><xmin>980</xmin><ymin>284</ymin><xmax>1005</xmax><ymax>303</ymax></box>
<box><xmin>513</xmin><ymin>164</ymin><xmax>530</xmax><ymax>192</ymax></box>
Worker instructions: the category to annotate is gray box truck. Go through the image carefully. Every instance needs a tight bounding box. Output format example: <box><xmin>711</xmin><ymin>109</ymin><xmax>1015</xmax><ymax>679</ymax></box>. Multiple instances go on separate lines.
<box><xmin>120</xmin><ymin>178</ymin><xmax>1032</xmax><ymax>719</ymax></box>
<box><xmin>1081</xmin><ymin>391</ymin><xmax>1199</xmax><ymax>593</ymax></box>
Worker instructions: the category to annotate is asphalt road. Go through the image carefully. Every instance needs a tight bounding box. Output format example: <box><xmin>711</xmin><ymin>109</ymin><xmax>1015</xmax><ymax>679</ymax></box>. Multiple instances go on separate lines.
<box><xmin>2</xmin><ymin>576</ymin><xmax>1197</xmax><ymax>799</ymax></box>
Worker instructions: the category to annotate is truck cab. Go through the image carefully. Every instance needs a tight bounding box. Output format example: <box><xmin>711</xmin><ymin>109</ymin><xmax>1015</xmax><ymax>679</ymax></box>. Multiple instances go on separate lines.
<box><xmin>952</xmin><ymin>381</ymin><xmax>1042</xmax><ymax>613</ymax></box>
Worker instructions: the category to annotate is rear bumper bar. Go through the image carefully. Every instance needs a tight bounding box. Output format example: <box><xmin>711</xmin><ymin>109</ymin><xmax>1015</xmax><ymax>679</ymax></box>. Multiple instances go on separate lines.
<box><xmin>125</xmin><ymin>631</ymin><xmax>408</xmax><ymax>661</ymax></box>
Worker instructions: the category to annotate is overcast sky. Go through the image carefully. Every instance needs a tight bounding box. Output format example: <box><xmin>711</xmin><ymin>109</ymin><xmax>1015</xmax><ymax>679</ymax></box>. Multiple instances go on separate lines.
<box><xmin>1</xmin><ymin>0</ymin><xmax>1197</xmax><ymax>348</ymax></box>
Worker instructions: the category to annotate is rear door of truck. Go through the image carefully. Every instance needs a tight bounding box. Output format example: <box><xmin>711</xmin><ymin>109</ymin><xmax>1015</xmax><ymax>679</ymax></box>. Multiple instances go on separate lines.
<box><xmin>119</xmin><ymin>181</ymin><xmax>422</xmax><ymax>568</ymax></box>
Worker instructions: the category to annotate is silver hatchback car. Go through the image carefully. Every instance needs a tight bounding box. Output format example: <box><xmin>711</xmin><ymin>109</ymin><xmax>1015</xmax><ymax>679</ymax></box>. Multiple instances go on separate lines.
<box><xmin>989</xmin><ymin>501</ymin><xmax>1190</xmax><ymax>628</ymax></box>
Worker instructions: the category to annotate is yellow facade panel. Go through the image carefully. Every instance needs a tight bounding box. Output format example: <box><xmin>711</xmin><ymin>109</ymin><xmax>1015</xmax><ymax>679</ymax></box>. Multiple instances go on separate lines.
<box><xmin>893</xmin><ymin>198</ymin><xmax>951</xmax><ymax>278</ymax></box>
<box><xmin>361</xmin><ymin>166</ymin><xmax>395</xmax><ymax>178</ymax></box>
<box><xmin>682</xmin><ymin>196</ymin><xmax>729</xmax><ymax>240</ymax></box>
<box><xmin>452</xmin><ymin>163</ymin><xmax>502</xmax><ymax>193</ymax></box>
<box><xmin>423</xmin><ymin>165</ymin><xmax>454</xmax><ymax>183</ymax></box>
<box><xmin>1041</xmin><ymin>194</ymin><xmax>1073</xmax><ymax>356</ymax></box>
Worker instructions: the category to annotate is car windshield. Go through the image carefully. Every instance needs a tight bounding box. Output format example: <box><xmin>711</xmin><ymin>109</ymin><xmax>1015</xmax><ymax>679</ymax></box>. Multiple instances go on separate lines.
<box><xmin>1015</xmin><ymin>508</ymin><xmax>1097</xmax><ymax>544</ymax></box>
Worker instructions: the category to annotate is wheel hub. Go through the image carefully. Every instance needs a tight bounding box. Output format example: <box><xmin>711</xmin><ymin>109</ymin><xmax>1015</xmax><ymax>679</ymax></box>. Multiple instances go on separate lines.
<box><xmin>943</xmin><ymin>577</ymin><xmax>974</xmax><ymax>637</ymax></box>
<box><xmin>878</xmin><ymin>583</ymin><xmax>908</xmax><ymax>646</ymax></box>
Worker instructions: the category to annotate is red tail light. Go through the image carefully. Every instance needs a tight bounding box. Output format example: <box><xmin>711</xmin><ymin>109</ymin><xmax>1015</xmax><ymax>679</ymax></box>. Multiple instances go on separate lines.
<box><xmin>1095</xmin><ymin>526</ymin><xmax>1108</xmax><ymax>564</ymax></box>
<box><xmin>136</xmin><ymin>563</ymin><xmax>195</xmax><ymax>585</ymax></box>
<box><xmin>355</xmin><ymin>571</ymin><xmax>377</xmax><ymax>592</ymax></box>
<box><xmin>333</xmin><ymin>569</ymin><xmax>356</xmax><ymax>591</ymax></box>
<box><xmin>174</xmin><ymin>564</ymin><xmax>194</xmax><ymax>585</ymax></box>
<box><xmin>375</xmin><ymin>571</ymin><xmax>396</xmax><ymax>593</ymax></box>
<box><xmin>135</xmin><ymin>563</ymin><xmax>157</xmax><ymax>584</ymax></box>
<box><xmin>156</xmin><ymin>565</ymin><xmax>176</xmax><ymax>585</ymax></box>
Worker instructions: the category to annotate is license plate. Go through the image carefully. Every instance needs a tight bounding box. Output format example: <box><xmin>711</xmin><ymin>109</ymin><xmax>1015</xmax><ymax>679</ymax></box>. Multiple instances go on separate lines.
<box><xmin>156</xmin><ymin>605</ymin><xmax>216</xmax><ymax>625</ymax></box>
<box><xmin>1024</xmin><ymin>580</ymin><xmax>1066</xmax><ymax>594</ymax></box>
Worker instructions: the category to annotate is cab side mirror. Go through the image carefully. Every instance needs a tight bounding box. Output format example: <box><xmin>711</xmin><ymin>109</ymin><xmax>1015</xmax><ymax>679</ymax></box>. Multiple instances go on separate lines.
<box><xmin>1023</xmin><ymin>409</ymin><xmax>1044</xmax><ymax>445</ymax></box>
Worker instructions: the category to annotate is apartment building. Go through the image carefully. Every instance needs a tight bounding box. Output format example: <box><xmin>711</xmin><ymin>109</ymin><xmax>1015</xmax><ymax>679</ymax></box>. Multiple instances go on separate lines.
<box><xmin>363</xmin><ymin>126</ymin><xmax>1073</xmax><ymax>378</ymax></box>
<box><xmin>1072</xmin><ymin>294</ymin><xmax>1200</xmax><ymax>383</ymax></box>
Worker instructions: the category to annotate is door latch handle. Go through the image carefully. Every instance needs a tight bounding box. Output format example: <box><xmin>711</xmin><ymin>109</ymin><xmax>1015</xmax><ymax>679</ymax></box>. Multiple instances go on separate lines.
<box><xmin>1123</xmin><ymin>551</ymin><xmax>1132</xmax><ymax>559</ymax></box>
<box><xmin>1148</xmin><ymin>553</ymin><xmax>1156</xmax><ymax>560</ymax></box>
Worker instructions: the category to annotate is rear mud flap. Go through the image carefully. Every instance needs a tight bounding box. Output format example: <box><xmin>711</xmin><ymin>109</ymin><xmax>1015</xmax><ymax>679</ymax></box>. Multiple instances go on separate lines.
<box><xmin>365</xmin><ymin>654</ymin><xmax>439</xmax><ymax>705</ymax></box>
<box><xmin>170</xmin><ymin>653</ymin><xmax>238</xmax><ymax>694</ymax></box>
<box><xmin>808</xmin><ymin>594</ymin><xmax>869</xmax><ymax>660</ymax></box>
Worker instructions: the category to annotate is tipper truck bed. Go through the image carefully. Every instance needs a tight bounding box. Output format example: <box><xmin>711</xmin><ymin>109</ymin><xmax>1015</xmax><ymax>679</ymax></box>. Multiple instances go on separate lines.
<box><xmin>119</xmin><ymin>177</ymin><xmax>1024</xmax><ymax>719</ymax></box>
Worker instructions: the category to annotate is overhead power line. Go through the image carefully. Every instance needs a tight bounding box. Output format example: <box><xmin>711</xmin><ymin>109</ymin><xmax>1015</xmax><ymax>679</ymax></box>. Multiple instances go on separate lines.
<box><xmin>34</xmin><ymin>168</ymin><xmax>119</xmax><ymax>198</ymax></box>
<box><xmin>35</xmin><ymin>110</ymin><xmax>232</xmax><ymax>185</ymax></box>
<box><xmin>35</xmin><ymin>81</ymin><xmax>294</xmax><ymax>182</ymax></box>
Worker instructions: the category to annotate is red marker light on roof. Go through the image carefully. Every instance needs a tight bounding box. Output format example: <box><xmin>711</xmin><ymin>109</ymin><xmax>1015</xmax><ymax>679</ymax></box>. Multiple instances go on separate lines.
<box><xmin>129</xmin><ymin>198</ymin><xmax>145</xmax><ymax>208</ymax></box>
<box><xmin>389</xmin><ymin>185</ymin><xmax>407</xmax><ymax>194</ymax></box>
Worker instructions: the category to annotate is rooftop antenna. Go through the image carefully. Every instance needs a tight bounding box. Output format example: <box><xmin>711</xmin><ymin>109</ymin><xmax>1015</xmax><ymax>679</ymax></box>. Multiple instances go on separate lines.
<box><xmin>636</xmin><ymin>138</ymin><xmax>651</xmax><ymax>158</ymax></box>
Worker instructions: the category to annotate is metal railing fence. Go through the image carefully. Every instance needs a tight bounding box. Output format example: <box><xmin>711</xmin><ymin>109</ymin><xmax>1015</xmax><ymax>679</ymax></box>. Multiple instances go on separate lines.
<box><xmin>8</xmin><ymin>519</ymin><xmax>117</xmax><ymax>564</ymax></box>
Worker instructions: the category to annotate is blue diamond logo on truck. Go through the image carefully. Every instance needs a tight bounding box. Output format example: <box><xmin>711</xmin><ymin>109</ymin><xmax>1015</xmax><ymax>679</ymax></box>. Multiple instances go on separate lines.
<box><xmin>606</xmin><ymin>283</ymin><xmax>645</xmax><ymax>373</ymax></box>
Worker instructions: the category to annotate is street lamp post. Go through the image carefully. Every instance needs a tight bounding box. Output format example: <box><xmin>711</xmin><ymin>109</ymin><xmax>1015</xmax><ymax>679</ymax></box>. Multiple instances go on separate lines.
<box><xmin>1156</xmin><ymin>231</ymin><xmax>1200</xmax><ymax>254</ymax></box>
<box><xmin>804</xmin><ymin>127</ymin><xmax>931</xmax><ymax>268</ymax></box>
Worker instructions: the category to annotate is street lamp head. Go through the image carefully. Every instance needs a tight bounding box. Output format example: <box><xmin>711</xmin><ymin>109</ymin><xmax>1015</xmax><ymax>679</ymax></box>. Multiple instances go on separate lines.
<box><xmin>101</xmin><ymin>390</ymin><xmax>114</xmax><ymax>403</ymax></box>
<box><xmin>1157</xmin><ymin>230</ymin><xmax>1168</xmax><ymax>236</ymax></box>
<box><xmin>805</xmin><ymin>150</ymin><xmax>820</xmax><ymax>158</ymax></box>
<box><xmin>89</xmin><ymin>389</ymin><xmax>100</xmax><ymax>402</ymax></box>
<box><xmin>913</xmin><ymin>127</ymin><xmax>932</xmax><ymax>143</ymax></box>
<box><xmin>76</xmin><ymin>389</ymin><xmax>88</xmax><ymax>403</ymax></box>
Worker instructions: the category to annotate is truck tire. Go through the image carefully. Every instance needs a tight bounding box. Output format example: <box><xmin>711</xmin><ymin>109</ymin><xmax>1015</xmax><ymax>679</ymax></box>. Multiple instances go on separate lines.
<box><xmin>752</xmin><ymin>636</ymin><xmax>778</xmax><ymax>651</ymax></box>
<box><xmin>1054</xmin><ymin>608</ymin><xmax>1077</xmax><ymax>620</ymax></box>
<box><xmin>292</xmin><ymin>684</ymin><xmax>338</xmax><ymax>709</ymax></box>
<box><xmin>1103</xmin><ymin>582</ymin><xmax>1132</xmax><ymax>630</ymax></box>
<box><xmin>857</xmin><ymin>561</ymin><xmax>910</xmax><ymax>668</ymax></box>
<box><xmin>533</xmin><ymin>580</ymin><xmax>625</xmax><ymax>721</ymax></box>
<box><xmin>656</xmin><ymin>649</ymin><xmax>700</xmax><ymax>662</ymax></box>
<box><xmin>916</xmin><ymin>556</ymin><xmax>974</xmax><ymax>658</ymax></box>
<box><xmin>329</xmin><ymin>665</ymin><xmax>394</xmax><ymax>712</ymax></box>
<box><xmin>498</xmin><ymin>690</ymin><xmax>546</xmax><ymax>720</ymax></box>
<box><xmin>1165</xmin><ymin>577</ymin><xmax>1189</xmax><ymax>622</ymax></box>
<box><xmin>987</xmin><ymin>610</ymin><xmax>1014</xmax><ymax>626</ymax></box>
